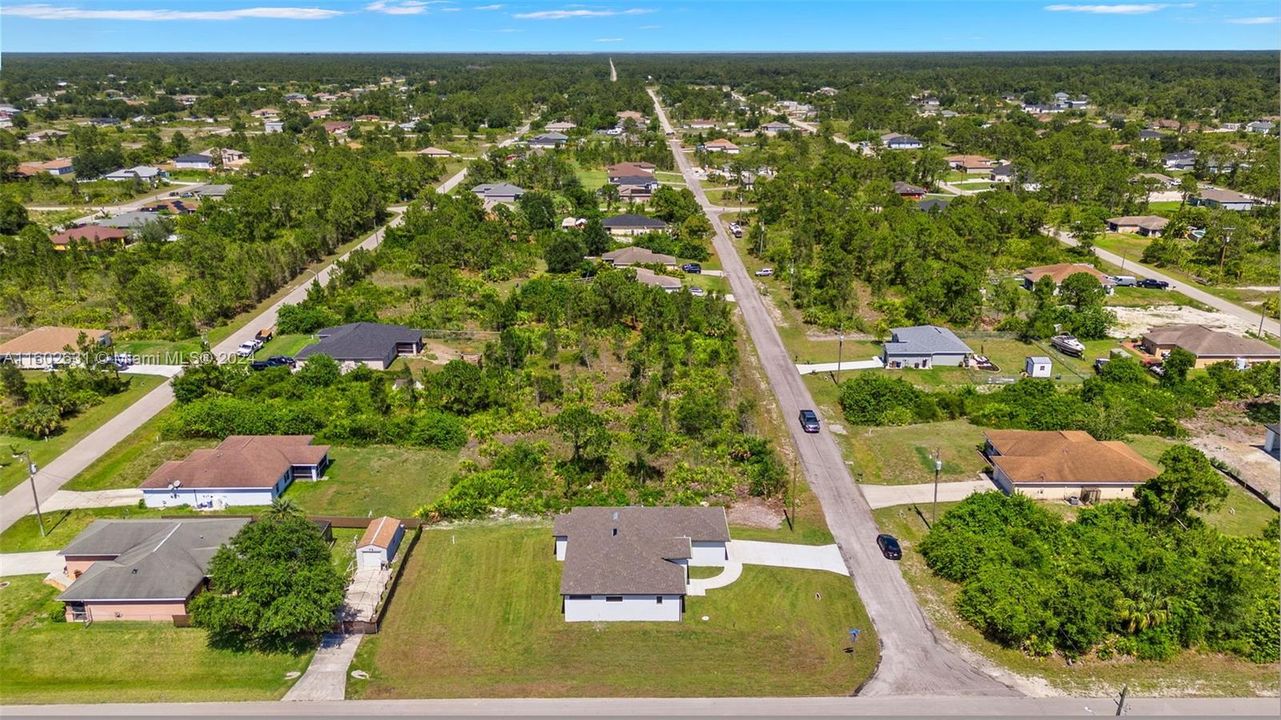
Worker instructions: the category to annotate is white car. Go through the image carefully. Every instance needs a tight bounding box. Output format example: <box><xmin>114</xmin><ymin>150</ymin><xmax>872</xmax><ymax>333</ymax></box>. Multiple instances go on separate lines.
<box><xmin>754</xmin><ymin>268</ymin><xmax>774</xmax><ymax>277</ymax></box>
<box><xmin>689</xmin><ymin>286</ymin><xmax>707</xmax><ymax>297</ymax></box>
<box><xmin>236</xmin><ymin>341</ymin><xmax>257</xmax><ymax>358</ymax></box>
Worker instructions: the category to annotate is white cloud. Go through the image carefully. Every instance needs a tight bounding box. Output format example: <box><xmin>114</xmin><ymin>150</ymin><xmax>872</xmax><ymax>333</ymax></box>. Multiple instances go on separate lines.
<box><xmin>0</xmin><ymin>3</ymin><xmax>342</xmax><ymax>20</ymax></box>
<box><xmin>475</xmin><ymin>3</ymin><xmax>504</xmax><ymax>9</ymax></box>
<box><xmin>595</xmin><ymin>36</ymin><xmax>622</xmax><ymax>42</ymax></box>
<box><xmin>1226</xmin><ymin>15</ymin><xmax>1279</xmax><ymax>24</ymax></box>
<box><xmin>638</xmin><ymin>23</ymin><xmax>659</xmax><ymax>29</ymax></box>
<box><xmin>1044</xmin><ymin>3</ymin><xmax>1192</xmax><ymax>14</ymax></box>
<box><xmin>514</xmin><ymin>7</ymin><xmax>651</xmax><ymax>19</ymax></box>
<box><xmin>366</xmin><ymin>0</ymin><xmax>450</xmax><ymax>14</ymax></box>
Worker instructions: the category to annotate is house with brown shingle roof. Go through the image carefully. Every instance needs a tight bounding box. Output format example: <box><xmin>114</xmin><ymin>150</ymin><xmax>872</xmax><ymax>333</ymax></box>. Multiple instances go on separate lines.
<box><xmin>944</xmin><ymin>154</ymin><xmax>994</xmax><ymax>173</ymax></box>
<box><xmin>1022</xmin><ymin>263</ymin><xmax>1115</xmax><ymax>293</ymax></box>
<box><xmin>702</xmin><ymin>138</ymin><xmax>740</xmax><ymax>154</ymax></box>
<box><xmin>553</xmin><ymin>506</ymin><xmax>729</xmax><ymax>622</ymax></box>
<box><xmin>48</xmin><ymin>225</ymin><xmax>132</xmax><ymax>251</ymax></box>
<box><xmin>1139</xmin><ymin>324</ymin><xmax>1278</xmax><ymax>368</ymax></box>
<box><xmin>140</xmin><ymin>435</ymin><xmax>330</xmax><ymax>509</ymax></box>
<box><xmin>983</xmin><ymin>430</ymin><xmax>1160</xmax><ymax>500</ymax></box>
<box><xmin>0</xmin><ymin>326</ymin><xmax>112</xmax><ymax>368</ymax></box>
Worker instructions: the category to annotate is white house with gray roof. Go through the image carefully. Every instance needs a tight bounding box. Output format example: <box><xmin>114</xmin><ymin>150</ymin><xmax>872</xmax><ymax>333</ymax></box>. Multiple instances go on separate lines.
<box><xmin>881</xmin><ymin>325</ymin><xmax>974</xmax><ymax>369</ymax></box>
<box><xmin>296</xmin><ymin>322</ymin><xmax>424</xmax><ymax>370</ymax></box>
<box><xmin>553</xmin><ymin>506</ymin><xmax>729</xmax><ymax>622</ymax></box>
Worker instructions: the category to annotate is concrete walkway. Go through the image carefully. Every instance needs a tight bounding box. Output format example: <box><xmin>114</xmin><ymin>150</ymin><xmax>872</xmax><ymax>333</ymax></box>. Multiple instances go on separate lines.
<box><xmin>281</xmin><ymin>633</ymin><xmax>362</xmax><ymax>702</ymax></box>
<box><xmin>0</xmin><ymin>551</ymin><xmax>62</xmax><ymax>577</ymax></box>
<box><xmin>342</xmin><ymin>567</ymin><xmax>390</xmax><ymax>623</ymax></box>
<box><xmin>34</xmin><ymin>489</ymin><xmax>143</xmax><ymax>513</ymax></box>
<box><xmin>686</xmin><ymin>561</ymin><xmax>742</xmax><ymax>596</ymax></box>
<box><xmin>796</xmin><ymin>357</ymin><xmax>884</xmax><ymax>375</ymax></box>
<box><xmin>859</xmin><ymin>479</ymin><xmax>998</xmax><ymax>510</ymax></box>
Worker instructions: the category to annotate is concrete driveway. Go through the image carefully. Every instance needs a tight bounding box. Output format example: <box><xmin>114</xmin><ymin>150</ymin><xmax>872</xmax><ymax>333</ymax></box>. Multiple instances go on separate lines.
<box><xmin>282</xmin><ymin>633</ymin><xmax>362</xmax><ymax>702</ymax></box>
<box><xmin>36</xmin><ymin>489</ymin><xmax>143</xmax><ymax>513</ymax></box>
<box><xmin>860</xmin><ymin>479</ymin><xmax>999</xmax><ymax>510</ymax></box>
<box><xmin>0</xmin><ymin>551</ymin><xmax>62</xmax><ymax>577</ymax></box>
<box><xmin>728</xmin><ymin>540</ymin><xmax>849</xmax><ymax>574</ymax></box>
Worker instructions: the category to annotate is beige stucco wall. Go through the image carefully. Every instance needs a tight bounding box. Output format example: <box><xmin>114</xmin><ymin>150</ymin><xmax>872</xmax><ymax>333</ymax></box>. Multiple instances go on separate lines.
<box><xmin>67</xmin><ymin>601</ymin><xmax>187</xmax><ymax>622</ymax></box>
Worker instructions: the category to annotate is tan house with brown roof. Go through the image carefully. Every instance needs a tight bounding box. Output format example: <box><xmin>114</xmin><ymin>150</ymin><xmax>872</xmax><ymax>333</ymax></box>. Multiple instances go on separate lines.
<box><xmin>1106</xmin><ymin>215</ymin><xmax>1169</xmax><ymax>237</ymax></box>
<box><xmin>1022</xmin><ymin>263</ymin><xmax>1115</xmax><ymax>292</ymax></box>
<box><xmin>0</xmin><ymin>326</ymin><xmax>111</xmax><ymax>368</ymax></box>
<box><xmin>703</xmin><ymin>138</ymin><xmax>740</xmax><ymax>154</ymax></box>
<box><xmin>983</xmin><ymin>430</ymin><xmax>1160</xmax><ymax>500</ymax></box>
<box><xmin>140</xmin><ymin>435</ymin><xmax>330</xmax><ymax>509</ymax></box>
<box><xmin>1139</xmin><ymin>324</ymin><xmax>1278</xmax><ymax>368</ymax></box>
<box><xmin>944</xmin><ymin>154</ymin><xmax>995</xmax><ymax>173</ymax></box>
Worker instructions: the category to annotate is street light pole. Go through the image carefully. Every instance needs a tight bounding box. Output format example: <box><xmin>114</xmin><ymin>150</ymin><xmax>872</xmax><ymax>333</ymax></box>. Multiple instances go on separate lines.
<box><xmin>13</xmin><ymin>449</ymin><xmax>45</xmax><ymax>537</ymax></box>
<box><xmin>932</xmin><ymin>450</ymin><xmax>943</xmax><ymax>525</ymax></box>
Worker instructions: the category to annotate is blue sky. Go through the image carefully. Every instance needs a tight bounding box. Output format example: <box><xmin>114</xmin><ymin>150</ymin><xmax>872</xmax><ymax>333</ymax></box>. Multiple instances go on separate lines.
<box><xmin>2</xmin><ymin>1</ymin><xmax>1278</xmax><ymax>52</ymax></box>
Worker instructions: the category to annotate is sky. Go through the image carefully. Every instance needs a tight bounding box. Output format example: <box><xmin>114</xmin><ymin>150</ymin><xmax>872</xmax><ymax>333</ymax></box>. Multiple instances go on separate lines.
<box><xmin>1</xmin><ymin>1</ymin><xmax>1278</xmax><ymax>53</ymax></box>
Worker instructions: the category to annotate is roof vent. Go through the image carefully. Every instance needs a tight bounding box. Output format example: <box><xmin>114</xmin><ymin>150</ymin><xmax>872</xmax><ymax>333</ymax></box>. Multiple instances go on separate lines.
<box><xmin>131</xmin><ymin>568</ymin><xmax>138</xmax><ymax>574</ymax></box>
<box><xmin>611</xmin><ymin>511</ymin><xmax>619</xmax><ymax>521</ymax></box>
<box><xmin>611</xmin><ymin>528</ymin><xmax>618</xmax><ymax>537</ymax></box>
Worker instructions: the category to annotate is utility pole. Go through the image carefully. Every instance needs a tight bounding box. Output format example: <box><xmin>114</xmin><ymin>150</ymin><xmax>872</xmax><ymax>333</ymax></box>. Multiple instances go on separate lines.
<box><xmin>787</xmin><ymin>458</ymin><xmax>798</xmax><ymax>532</ymax></box>
<box><xmin>932</xmin><ymin>450</ymin><xmax>943</xmax><ymax>525</ymax></box>
<box><xmin>12</xmin><ymin>449</ymin><xmax>45</xmax><ymax>537</ymax></box>
<box><xmin>835</xmin><ymin>328</ymin><xmax>845</xmax><ymax>384</ymax></box>
<box><xmin>1115</xmin><ymin>685</ymin><xmax>1129</xmax><ymax>716</ymax></box>
<box><xmin>1218</xmin><ymin>226</ymin><xmax>1234</xmax><ymax>283</ymax></box>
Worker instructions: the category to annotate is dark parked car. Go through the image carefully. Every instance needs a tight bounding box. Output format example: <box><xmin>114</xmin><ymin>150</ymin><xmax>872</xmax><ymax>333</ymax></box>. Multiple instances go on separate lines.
<box><xmin>682</xmin><ymin>262</ymin><xmax>702</xmax><ymax>274</ymax></box>
<box><xmin>798</xmin><ymin>408</ymin><xmax>821</xmax><ymax>433</ymax></box>
<box><xmin>876</xmin><ymin>534</ymin><xmax>902</xmax><ymax>560</ymax></box>
<box><xmin>266</xmin><ymin>355</ymin><xmax>296</xmax><ymax>367</ymax></box>
<box><xmin>1137</xmin><ymin>278</ymin><xmax>1170</xmax><ymax>289</ymax></box>
<box><xmin>249</xmin><ymin>360</ymin><xmax>272</xmax><ymax>371</ymax></box>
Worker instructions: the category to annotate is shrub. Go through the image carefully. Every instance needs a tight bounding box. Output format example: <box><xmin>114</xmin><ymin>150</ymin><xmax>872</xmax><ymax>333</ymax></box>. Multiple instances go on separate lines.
<box><xmin>838</xmin><ymin>374</ymin><xmax>921</xmax><ymax>425</ymax></box>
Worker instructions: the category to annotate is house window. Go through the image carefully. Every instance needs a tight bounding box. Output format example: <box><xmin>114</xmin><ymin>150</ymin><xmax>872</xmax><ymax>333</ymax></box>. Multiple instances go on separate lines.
<box><xmin>656</xmin><ymin>596</ymin><xmax>663</xmax><ymax>605</ymax></box>
<box><xmin>605</xmin><ymin>596</ymin><xmax>623</xmax><ymax>603</ymax></box>
<box><xmin>567</xmin><ymin>594</ymin><xmax>590</xmax><ymax>600</ymax></box>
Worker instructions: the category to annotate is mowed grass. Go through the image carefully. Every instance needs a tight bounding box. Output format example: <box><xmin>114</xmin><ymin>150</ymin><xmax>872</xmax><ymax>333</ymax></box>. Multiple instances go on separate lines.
<box><xmin>282</xmin><ymin>445</ymin><xmax>459</xmax><ymax>518</ymax></box>
<box><xmin>872</xmin><ymin>503</ymin><xmax>1280</xmax><ymax>697</ymax></box>
<box><xmin>350</xmin><ymin>525</ymin><xmax>877</xmax><ymax>698</ymax></box>
<box><xmin>0</xmin><ymin>576</ymin><xmax>310</xmax><ymax>705</ymax></box>
<box><xmin>0</xmin><ymin>374</ymin><xmax>167</xmax><ymax>495</ymax></box>
<box><xmin>839</xmin><ymin>420</ymin><xmax>990</xmax><ymax>486</ymax></box>
<box><xmin>254</xmin><ymin>333</ymin><xmax>315</xmax><ymax>358</ymax></box>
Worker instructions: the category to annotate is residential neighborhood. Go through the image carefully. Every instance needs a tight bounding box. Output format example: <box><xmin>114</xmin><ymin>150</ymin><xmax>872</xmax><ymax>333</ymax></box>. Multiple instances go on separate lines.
<box><xmin>0</xmin><ymin>16</ymin><xmax>1277</xmax><ymax>719</ymax></box>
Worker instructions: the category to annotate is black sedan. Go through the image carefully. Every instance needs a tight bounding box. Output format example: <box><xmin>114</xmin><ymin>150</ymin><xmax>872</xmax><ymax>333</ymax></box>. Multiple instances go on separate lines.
<box><xmin>681</xmin><ymin>263</ymin><xmax>702</xmax><ymax>274</ymax></box>
<box><xmin>1136</xmin><ymin>278</ymin><xmax>1170</xmax><ymax>289</ymax></box>
<box><xmin>876</xmin><ymin>534</ymin><xmax>902</xmax><ymax>560</ymax></box>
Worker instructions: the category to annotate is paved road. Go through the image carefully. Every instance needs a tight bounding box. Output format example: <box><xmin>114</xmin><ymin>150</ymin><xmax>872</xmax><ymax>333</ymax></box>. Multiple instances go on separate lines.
<box><xmin>0</xmin><ymin>551</ymin><xmax>61</xmax><ymax>577</ymax></box>
<box><xmin>5</xmin><ymin>696</ymin><xmax>1276</xmax><ymax>716</ymax></box>
<box><xmin>27</xmin><ymin>181</ymin><xmax>204</xmax><ymax>224</ymax></box>
<box><xmin>1047</xmin><ymin>226</ymin><xmax>1278</xmax><ymax>337</ymax></box>
<box><xmin>648</xmin><ymin>87</ymin><xmax>1021</xmax><ymax>697</ymax></box>
<box><xmin>0</xmin><ymin>159</ymin><xmax>489</xmax><ymax>537</ymax></box>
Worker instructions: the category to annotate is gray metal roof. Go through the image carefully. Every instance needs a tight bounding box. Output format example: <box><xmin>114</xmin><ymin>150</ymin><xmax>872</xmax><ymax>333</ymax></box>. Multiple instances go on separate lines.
<box><xmin>554</xmin><ymin>507</ymin><xmax>728</xmax><ymax>595</ymax></box>
<box><xmin>602</xmin><ymin>213</ymin><xmax>667</xmax><ymax>229</ymax></box>
<box><xmin>296</xmin><ymin>322</ymin><xmax>422</xmax><ymax>363</ymax></box>
<box><xmin>97</xmin><ymin>211</ymin><xmax>160</xmax><ymax>229</ymax></box>
<box><xmin>471</xmin><ymin>182</ymin><xmax>526</xmax><ymax>198</ymax></box>
<box><xmin>58</xmin><ymin>518</ymin><xmax>249</xmax><ymax>602</ymax></box>
<box><xmin>883</xmin><ymin>325</ymin><xmax>974</xmax><ymax>358</ymax></box>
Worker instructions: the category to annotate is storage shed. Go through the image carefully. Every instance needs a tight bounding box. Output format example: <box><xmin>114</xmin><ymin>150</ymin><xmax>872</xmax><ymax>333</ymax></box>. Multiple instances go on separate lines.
<box><xmin>356</xmin><ymin>516</ymin><xmax>405</xmax><ymax>570</ymax></box>
<box><xmin>1025</xmin><ymin>356</ymin><xmax>1052</xmax><ymax>378</ymax></box>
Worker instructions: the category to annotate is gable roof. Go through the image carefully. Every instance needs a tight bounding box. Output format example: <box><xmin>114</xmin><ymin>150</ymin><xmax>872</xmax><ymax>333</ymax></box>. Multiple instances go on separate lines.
<box><xmin>601</xmin><ymin>246</ymin><xmax>676</xmax><ymax>266</ymax></box>
<box><xmin>634</xmin><ymin>267</ymin><xmax>682</xmax><ymax>291</ymax></box>
<box><xmin>1107</xmin><ymin>215</ymin><xmax>1169</xmax><ymax>231</ymax></box>
<box><xmin>704</xmin><ymin>138</ymin><xmax>739</xmax><ymax>149</ymax></box>
<box><xmin>985</xmin><ymin>430</ymin><xmax>1160</xmax><ymax>486</ymax></box>
<box><xmin>893</xmin><ymin>181</ymin><xmax>928</xmax><ymax>196</ymax></box>
<box><xmin>602</xmin><ymin>213</ymin><xmax>667</xmax><ymax>230</ymax></box>
<box><xmin>1141</xmin><ymin>324</ymin><xmax>1278</xmax><ymax>359</ymax></box>
<box><xmin>140</xmin><ymin>435</ymin><xmax>329</xmax><ymax>490</ymax></box>
<box><xmin>1195</xmin><ymin>188</ymin><xmax>1254</xmax><ymax>204</ymax></box>
<box><xmin>884</xmin><ymin>325</ymin><xmax>973</xmax><ymax>357</ymax></box>
<box><xmin>606</xmin><ymin>162</ymin><xmax>656</xmax><ymax>178</ymax></box>
<box><xmin>296</xmin><ymin>322</ymin><xmax>422</xmax><ymax>362</ymax></box>
<box><xmin>98</xmin><ymin>211</ymin><xmax>160</xmax><ymax>229</ymax></box>
<box><xmin>358</xmin><ymin>516</ymin><xmax>403</xmax><ymax>550</ymax></box>
<box><xmin>0</xmin><ymin>326</ymin><xmax>109</xmax><ymax>355</ymax></box>
<box><xmin>174</xmin><ymin>153</ymin><xmax>213</xmax><ymax>164</ymax></box>
<box><xmin>554</xmin><ymin>506</ymin><xmax>728</xmax><ymax>595</ymax></box>
<box><xmin>471</xmin><ymin>182</ymin><xmax>525</xmax><ymax>199</ymax></box>
<box><xmin>1023</xmin><ymin>263</ymin><xmax>1112</xmax><ymax>286</ymax></box>
<box><xmin>58</xmin><ymin>518</ymin><xmax>249</xmax><ymax>602</ymax></box>
<box><xmin>48</xmin><ymin>225</ymin><xmax>131</xmax><ymax>247</ymax></box>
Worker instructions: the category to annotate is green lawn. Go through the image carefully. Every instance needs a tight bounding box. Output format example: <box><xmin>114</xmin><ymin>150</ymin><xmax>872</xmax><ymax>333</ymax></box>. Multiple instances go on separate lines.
<box><xmin>349</xmin><ymin>525</ymin><xmax>877</xmax><ymax>699</ymax></box>
<box><xmin>872</xmin><ymin>504</ymin><xmax>1280</xmax><ymax>697</ymax></box>
<box><xmin>0</xmin><ymin>374</ymin><xmax>167</xmax><ymax>495</ymax></box>
<box><xmin>838</xmin><ymin>420</ymin><xmax>990</xmax><ymax>486</ymax></box>
<box><xmin>574</xmin><ymin>166</ymin><xmax>608</xmax><ymax>191</ymax></box>
<box><xmin>331</xmin><ymin>527</ymin><xmax>363</xmax><ymax>581</ymax></box>
<box><xmin>281</xmin><ymin>445</ymin><xmax>459</xmax><ymax>517</ymax></box>
<box><xmin>1107</xmin><ymin>286</ymin><xmax>1212</xmax><ymax>311</ymax></box>
<box><xmin>0</xmin><ymin>576</ymin><xmax>310</xmax><ymax>705</ymax></box>
<box><xmin>255</xmin><ymin>333</ymin><xmax>315</xmax><ymax>358</ymax></box>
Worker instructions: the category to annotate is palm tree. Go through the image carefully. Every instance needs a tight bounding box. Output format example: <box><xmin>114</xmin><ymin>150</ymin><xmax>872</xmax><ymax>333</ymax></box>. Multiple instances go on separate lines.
<box><xmin>268</xmin><ymin>497</ymin><xmax>301</xmax><ymax>518</ymax></box>
<box><xmin>1116</xmin><ymin>590</ymin><xmax>1172</xmax><ymax>634</ymax></box>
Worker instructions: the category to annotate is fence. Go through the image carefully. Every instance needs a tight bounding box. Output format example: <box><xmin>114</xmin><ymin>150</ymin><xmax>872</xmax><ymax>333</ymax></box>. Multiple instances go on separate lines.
<box><xmin>339</xmin><ymin>524</ymin><xmax>423</xmax><ymax>635</ymax></box>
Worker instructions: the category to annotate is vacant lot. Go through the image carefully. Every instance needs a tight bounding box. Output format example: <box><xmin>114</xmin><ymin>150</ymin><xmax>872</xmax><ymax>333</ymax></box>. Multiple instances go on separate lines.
<box><xmin>350</xmin><ymin>524</ymin><xmax>876</xmax><ymax>698</ymax></box>
<box><xmin>839</xmin><ymin>420</ymin><xmax>990</xmax><ymax>486</ymax></box>
<box><xmin>0</xmin><ymin>576</ymin><xmax>310</xmax><ymax>704</ymax></box>
<box><xmin>0</xmin><ymin>374</ymin><xmax>167</xmax><ymax>495</ymax></box>
<box><xmin>282</xmin><ymin>445</ymin><xmax>459</xmax><ymax>517</ymax></box>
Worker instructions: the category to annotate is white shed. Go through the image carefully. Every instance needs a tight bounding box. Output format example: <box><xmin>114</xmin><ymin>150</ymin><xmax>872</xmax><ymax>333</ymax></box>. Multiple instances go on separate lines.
<box><xmin>356</xmin><ymin>516</ymin><xmax>405</xmax><ymax>570</ymax></box>
<box><xmin>1265</xmin><ymin>424</ymin><xmax>1279</xmax><ymax>455</ymax></box>
<box><xmin>1025</xmin><ymin>356</ymin><xmax>1052</xmax><ymax>378</ymax></box>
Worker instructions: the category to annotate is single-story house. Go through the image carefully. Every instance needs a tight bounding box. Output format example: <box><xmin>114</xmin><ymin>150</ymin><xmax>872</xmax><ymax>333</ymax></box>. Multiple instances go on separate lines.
<box><xmin>916</xmin><ymin>197</ymin><xmax>950</xmax><ymax>213</ymax></box>
<box><xmin>1190</xmin><ymin>188</ymin><xmax>1257</xmax><ymax>212</ymax></box>
<box><xmin>0</xmin><ymin>326</ymin><xmax>112</xmax><ymax>368</ymax></box>
<box><xmin>322</xmin><ymin>121</ymin><xmax>352</xmax><ymax>135</ymax></box>
<box><xmin>192</xmin><ymin>184</ymin><xmax>232</xmax><ymax>199</ymax></box>
<box><xmin>417</xmin><ymin>146</ymin><xmax>453</xmax><ymax>158</ymax></box>
<box><xmin>174</xmin><ymin>154</ymin><xmax>215</xmax><ymax>171</ymax></box>
<box><xmin>104</xmin><ymin>166</ymin><xmax>167</xmax><ymax>182</ymax></box>
<box><xmin>601</xmin><ymin>246</ymin><xmax>677</xmax><ymax>268</ymax></box>
<box><xmin>882</xmin><ymin>325</ymin><xmax>973</xmax><ymax>369</ymax></box>
<box><xmin>356</xmin><ymin>516</ymin><xmax>406</xmax><ymax>570</ymax></box>
<box><xmin>1246</xmin><ymin>120</ymin><xmax>1274</xmax><ymax>134</ymax></box>
<box><xmin>603</xmin><ymin>214</ymin><xmax>668</xmax><ymax>237</ymax></box>
<box><xmin>546</xmin><ymin>121</ymin><xmax>577</xmax><ymax>133</ymax></box>
<box><xmin>634</xmin><ymin>267</ymin><xmax>682</xmax><ymax>293</ymax></box>
<box><xmin>471</xmin><ymin>182</ymin><xmax>526</xmax><ymax>206</ymax></box>
<box><xmin>98</xmin><ymin>211</ymin><xmax>161</xmax><ymax>230</ymax></box>
<box><xmin>1163</xmin><ymin>150</ymin><xmax>1198</xmax><ymax>171</ymax></box>
<box><xmin>616</xmin><ymin>111</ymin><xmax>645</xmax><ymax>123</ymax></box>
<box><xmin>1022</xmin><ymin>263</ymin><xmax>1115</xmax><ymax>293</ymax></box>
<box><xmin>18</xmin><ymin>158</ymin><xmax>75</xmax><ymax>176</ymax></box>
<box><xmin>687</xmin><ymin>119</ymin><xmax>718</xmax><ymax>130</ymax></box>
<box><xmin>1106</xmin><ymin>215</ymin><xmax>1169</xmax><ymax>237</ymax></box>
<box><xmin>606</xmin><ymin>162</ymin><xmax>656</xmax><ymax>183</ymax></box>
<box><xmin>760</xmin><ymin>121</ymin><xmax>792</xmax><ymax>135</ymax></box>
<box><xmin>264</xmin><ymin>120</ymin><xmax>284</xmax><ymax>134</ymax></box>
<box><xmin>1265</xmin><ymin>424</ymin><xmax>1279</xmax><ymax>455</ymax></box>
<box><xmin>983</xmin><ymin>429</ymin><xmax>1160</xmax><ymax>500</ymax></box>
<box><xmin>89</xmin><ymin>117</ymin><xmax>121</xmax><ymax>127</ymax></box>
<box><xmin>529</xmin><ymin>132</ymin><xmax>568</xmax><ymax>149</ymax></box>
<box><xmin>141</xmin><ymin>435</ymin><xmax>330</xmax><ymax>509</ymax></box>
<box><xmin>296</xmin><ymin>322</ymin><xmax>425</xmax><ymax>371</ymax></box>
<box><xmin>48</xmin><ymin>225</ymin><xmax>132</xmax><ymax>251</ymax></box>
<box><xmin>251</xmin><ymin>108</ymin><xmax>279</xmax><ymax>119</ymax></box>
<box><xmin>944</xmin><ymin>154</ymin><xmax>994</xmax><ymax>173</ymax></box>
<box><xmin>702</xmin><ymin>139</ymin><xmax>739</xmax><ymax>154</ymax></box>
<box><xmin>1138</xmin><ymin>129</ymin><xmax>1163</xmax><ymax>141</ymax></box>
<box><xmin>880</xmin><ymin>133</ymin><xmax>923</xmax><ymax>150</ymax></box>
<box><xmin>893</xmin><ymin>181</ymin><xmax>928</xmax><ymax>200</ymax></box>
<box><xmin>989</xmin><ymin>164</ymin><xmax>1014</xmax><ymax>182</ymax></box>
<box><xmin>553</xmin><ymin>506</ymin><xmax>729</xmax><ymax>622</ymax></box>
<box><xmin>56</xmin><ymin>518</ymin><xmax>249</xmax><ymax>623</ymax></box>
<box><xmin>1139</xmin><ymin>324</ymin><xmax>1278</xmax><ymax>368</ymax></box>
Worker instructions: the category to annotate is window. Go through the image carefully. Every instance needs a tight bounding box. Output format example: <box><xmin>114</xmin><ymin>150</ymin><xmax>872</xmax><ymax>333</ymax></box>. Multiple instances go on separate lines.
<box><xmin>605</xmin><ymin>596</ymin><xmax>623</xmax><ymax>603</ymax></box>
<box><xmin>567</xmin><ymin>594</ymin><xmax>590</xmax><ymax>600</ymax></box>
<box><xmin>656</xmin><ymin>596</ymin><xmax>663</xmax><ymax>605</ymax></box>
